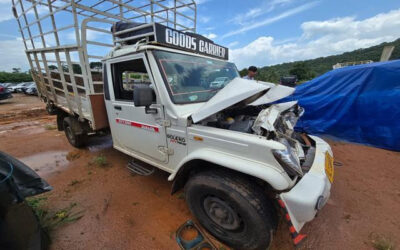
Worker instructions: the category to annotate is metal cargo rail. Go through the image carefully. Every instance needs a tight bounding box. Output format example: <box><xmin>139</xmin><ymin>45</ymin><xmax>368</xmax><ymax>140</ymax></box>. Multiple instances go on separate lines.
<box><xmin>12</xmin><ymin>0</ymin><xmax>196</xmax><ymax>130</ymax></box>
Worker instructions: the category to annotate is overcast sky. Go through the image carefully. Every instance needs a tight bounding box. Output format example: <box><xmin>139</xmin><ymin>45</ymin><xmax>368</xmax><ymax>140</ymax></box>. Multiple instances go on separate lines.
<box><xmin>0</xmin><ymin>0</ymin><xmax>400</xmax><ymax>71</ymax></box>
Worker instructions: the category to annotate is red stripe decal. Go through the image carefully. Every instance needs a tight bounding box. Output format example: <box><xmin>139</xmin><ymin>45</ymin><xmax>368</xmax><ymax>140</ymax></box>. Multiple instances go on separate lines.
<box><xmin>285</xmin><ymin>213</ymin><xmax>291</xmax><ymax>221</ymax></box>
<box><xmin>278</xmin><ymin>199</ymin><xmax>286</xmax><ymax>208</ymax></box>
<box><xmin>116</xmin><ymin>118</ymin><xmax>159</xmax><ymax>133</ymax></box>
<box><xmin>289</xmin><ymin>226</ymin><xmax>296</xmax><ymax>233</ymax></box>
<box><xmin>293</xmin><ymin>234</ymin><xmax>307</xmax><ymax>245</ymax></box>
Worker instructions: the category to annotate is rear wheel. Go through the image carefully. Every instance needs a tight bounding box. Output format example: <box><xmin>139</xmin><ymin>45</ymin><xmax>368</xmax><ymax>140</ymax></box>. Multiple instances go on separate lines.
<box><xmin>45</xmin><ymin>103</ymin><xmax>58</xmax><ymax>115</ymax></box>
<box><xmin>184</xmin><ymin>170</ymin><xmax>276</xmax><ymax>250</ymax></box>
<box><xmin>63</xmin><ymin>117</ymin><xmax>88</xmax><ymax>148</ymax></box>
<box><xmin>56</xmin><ymin>112</ymin><xmax>67</xmax><ymax>131</ymax></box>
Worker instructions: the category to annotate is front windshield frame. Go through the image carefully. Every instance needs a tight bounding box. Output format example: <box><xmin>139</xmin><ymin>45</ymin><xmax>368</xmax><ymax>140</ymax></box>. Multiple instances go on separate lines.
<box><xmin>152</xmin><ymin>50</ymin><xmax>239</xmax><ymax>104</ymax></box>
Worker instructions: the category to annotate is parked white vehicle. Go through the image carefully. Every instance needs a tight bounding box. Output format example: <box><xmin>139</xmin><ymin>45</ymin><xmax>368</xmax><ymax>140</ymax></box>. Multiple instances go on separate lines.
<box><xmin>209</xmin><ymin>76</ymin><xmax>229</xmax><ymax>89</ymax></box>
<box><xmin>7</xmin><ymin>82</ymin><xmax>26</xmax><ymax>93</ymax></box>
<box><xmin>13</xmin><ymin>1</ymin><xmax>334</xmax><ymax>249</ymax></box>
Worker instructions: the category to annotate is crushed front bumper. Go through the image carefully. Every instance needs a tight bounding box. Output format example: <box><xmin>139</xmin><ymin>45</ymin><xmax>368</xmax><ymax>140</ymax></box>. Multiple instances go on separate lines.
<box><xmin>279</xmin><ymin>135</ymin><xmax>333</xmax><ymax>232</ymax></box>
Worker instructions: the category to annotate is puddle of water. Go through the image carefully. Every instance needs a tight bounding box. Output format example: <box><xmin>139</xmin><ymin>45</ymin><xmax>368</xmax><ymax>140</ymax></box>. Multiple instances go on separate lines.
<box><xmin>19</xmin><ymin>151</ymin><xmax>69</xmax><ymax>176</ymax></box>
<box><xmin>87</xmin><ymin>135</ymin><xmax>113</xmax><ymax>152</ymax></box>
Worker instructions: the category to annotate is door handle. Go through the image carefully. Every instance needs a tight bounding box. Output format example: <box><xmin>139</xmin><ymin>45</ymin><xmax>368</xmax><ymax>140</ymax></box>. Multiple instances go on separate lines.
<box><xmin>114</xmin><ymin>105</ymin><xmax>122</xmax><ymax>110</ymax></box>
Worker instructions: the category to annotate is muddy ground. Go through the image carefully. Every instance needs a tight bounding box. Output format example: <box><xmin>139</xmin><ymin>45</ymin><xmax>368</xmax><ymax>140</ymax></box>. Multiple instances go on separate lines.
<box><xmin>0</xmin><ymin>94</ymin><xmax>399</xmax><ymax>250</ymax></box>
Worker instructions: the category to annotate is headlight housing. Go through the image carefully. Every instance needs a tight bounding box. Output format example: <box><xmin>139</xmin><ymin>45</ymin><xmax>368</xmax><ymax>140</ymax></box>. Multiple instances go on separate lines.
<box><xmin>275</xmin><ymin>105</ymin><xmax>304</xmax><ymax>136</ymax></box>
<box><xmin>272</xmin><ymin>138</ymin><xmax>303</xmax><ymax>178</ymax></box>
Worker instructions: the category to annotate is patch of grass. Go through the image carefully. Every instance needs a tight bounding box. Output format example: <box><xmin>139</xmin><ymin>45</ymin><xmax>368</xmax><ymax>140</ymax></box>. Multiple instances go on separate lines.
<box><xmin>26</xmin><ymin>198</ymin><xmax>84</xmax><ymax>235</ymax></box>
<box><xmin>44</xmin><ymin>124</ymin><xmax>57</xmax><ymax>130</ymax></box>
<box><xmin>26</xmin><ymin>196</ymin><xmax>48</xmax><ymax>211</ymax></box>
<box><xmin>91</xmin><ymin>155</ymin><xmax>109</xmax><ymax>167</ymax></box>
<box><xmin>371</xmin><ymin>235</ymin><xmax>395</xmax><ymax>250</ymax></box>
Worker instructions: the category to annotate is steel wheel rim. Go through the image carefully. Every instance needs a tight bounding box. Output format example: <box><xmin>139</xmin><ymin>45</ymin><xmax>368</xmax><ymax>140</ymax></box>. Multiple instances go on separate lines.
<box><xmin>203</xmin><ymin>196</ymin><xmax>242</xmax><ymax>231</ymax></box>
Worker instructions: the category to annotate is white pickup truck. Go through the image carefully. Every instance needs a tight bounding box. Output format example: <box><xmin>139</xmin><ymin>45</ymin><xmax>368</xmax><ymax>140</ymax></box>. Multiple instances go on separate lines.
<box><xmin>13</xmin><ymin>1</ymin><xmax>334</xmax><ymax>249</ymax></box>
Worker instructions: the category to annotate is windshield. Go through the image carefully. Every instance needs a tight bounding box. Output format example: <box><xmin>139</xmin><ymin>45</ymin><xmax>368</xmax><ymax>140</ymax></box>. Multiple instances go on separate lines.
<box><xmin>153</xmin><ymin>50</ymin><xmax>239</xmax><ymax>104</ymax></box>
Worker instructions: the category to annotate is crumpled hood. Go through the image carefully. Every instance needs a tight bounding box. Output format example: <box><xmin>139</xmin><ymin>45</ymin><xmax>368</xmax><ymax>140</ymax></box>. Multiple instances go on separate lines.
<box><xmin>191</xmin><ymin>77</ymin><xmax>294</xmax><ymax>123</ymax></box>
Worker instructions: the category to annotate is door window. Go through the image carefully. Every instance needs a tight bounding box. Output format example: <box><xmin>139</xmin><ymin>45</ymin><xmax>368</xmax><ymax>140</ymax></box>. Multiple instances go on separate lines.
<box><xmin>111</xmin><ymin>59</ymin><xmax>151</xmax><ymax>102</ymax></box>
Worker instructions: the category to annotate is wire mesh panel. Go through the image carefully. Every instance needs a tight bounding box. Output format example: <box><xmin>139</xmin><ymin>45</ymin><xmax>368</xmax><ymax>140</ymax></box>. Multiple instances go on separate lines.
<box><xmin>12</xmin><ymin>0</ymin><xmax>196</xmax><ymax>122</ymax></box>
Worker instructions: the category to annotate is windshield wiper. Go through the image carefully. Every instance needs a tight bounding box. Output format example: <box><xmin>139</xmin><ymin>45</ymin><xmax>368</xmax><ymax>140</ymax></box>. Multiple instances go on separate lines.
<box><xmin>206</xmin><ymin>86</ymin><xmax>224</xmax><ymax>98</ymax></box>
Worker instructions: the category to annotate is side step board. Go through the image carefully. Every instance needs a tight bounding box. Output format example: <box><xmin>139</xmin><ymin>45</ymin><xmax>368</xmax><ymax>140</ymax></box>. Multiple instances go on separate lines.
<box><xmin>127</xmin><ymin>159</ymin><xmax>155</xmax><ymax>176</ymax></box>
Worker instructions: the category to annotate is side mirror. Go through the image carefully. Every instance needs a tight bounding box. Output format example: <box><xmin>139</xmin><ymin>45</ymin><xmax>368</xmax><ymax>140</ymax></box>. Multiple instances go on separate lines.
<box><xmin>133</xmin><ymin>84</ymin><xmax>157</xmax><ymax>114</ymax></box>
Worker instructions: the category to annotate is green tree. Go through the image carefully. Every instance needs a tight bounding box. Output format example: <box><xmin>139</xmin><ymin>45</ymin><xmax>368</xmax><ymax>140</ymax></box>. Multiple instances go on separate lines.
<box><xmin>90</xmin><ymin>62</ymin><xmax>102</xmax><ymax>70</ymax></box>
<box><xmin>239</xmin><ymin>68</ymin><xmax>247</xmax><ymax>77</ymax></box>
<box><xmin>0</xmin><ymin>71</ymin><xmax>32</xmax><ymax>83</ymax></box>
<box><xmin>289</xmin><ymin>62</ymin><xmax>316</xmax><ymax>81</ymax></box>
<box><xmin>258</xmin><ymin>68</ymin><xmax>280</xmax><ymax>83</ymax></box>
<box><xmin>72</xmin><ymin>64</ymin><xmax>82</xmax><ymax>74</ymax></box>
<box><xmin>256</xmin><ymin>38</ymin><xmax>400</xmax><ymax>83</ymax></box>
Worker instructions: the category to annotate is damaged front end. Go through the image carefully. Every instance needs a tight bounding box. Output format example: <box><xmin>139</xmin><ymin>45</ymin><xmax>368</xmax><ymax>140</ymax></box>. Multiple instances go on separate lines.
<box><xmin>190</xmin><ymin>78</ymin><xmax>316</xmax><ymax>180</ymax></box>
<box><xmin>196</xmin><ymin>99</ymin><xmax>315</xmax><ymax>181</ymax></box>
<box><xmin>190</xmin><ymin>79</ymin><xmax>333</xmax><ymax>234</ymax></box>
<box><xmin>249</xmin><ymin>102</ymin><xmax>333</xmax><ymax>233</ymax></box>
<box><xmin>251</xmin><ymin>101</ymin><xmax>313</xmax><ymax>179</ymax></box>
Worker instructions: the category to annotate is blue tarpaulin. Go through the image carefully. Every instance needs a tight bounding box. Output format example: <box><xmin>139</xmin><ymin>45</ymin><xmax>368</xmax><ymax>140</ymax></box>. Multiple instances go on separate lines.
<box><xmin>287</xmin><ymin>60</ymin><xmax>400</xmax><ymax>151</ymax></box>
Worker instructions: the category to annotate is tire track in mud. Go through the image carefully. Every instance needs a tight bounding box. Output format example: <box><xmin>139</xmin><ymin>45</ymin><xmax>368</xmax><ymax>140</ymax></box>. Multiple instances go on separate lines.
<box><xmin>0</xmin><ymin>107</ymin><xmax>47</xmax><ymax>124</ymax></box>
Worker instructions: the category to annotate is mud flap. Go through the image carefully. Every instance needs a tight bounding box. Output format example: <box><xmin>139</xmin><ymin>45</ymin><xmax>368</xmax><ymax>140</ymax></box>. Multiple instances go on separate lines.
<box><xmin>277</xmin><ymin>199</ymin><xmax>307</xmax><ymax>247</ymax></box>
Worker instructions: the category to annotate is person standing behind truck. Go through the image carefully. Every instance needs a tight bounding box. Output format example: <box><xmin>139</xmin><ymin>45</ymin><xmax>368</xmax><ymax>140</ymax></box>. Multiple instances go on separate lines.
<box><xmin>242</xmin><ymin>66</ymin><xmax>257</xmax><ymax>80</ymax></box>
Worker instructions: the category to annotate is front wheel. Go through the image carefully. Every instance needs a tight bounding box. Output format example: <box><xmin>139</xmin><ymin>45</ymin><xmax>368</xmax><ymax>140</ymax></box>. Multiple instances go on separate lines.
<box><xmin>184</xmin><ymin>170</ymin><xmax>277</xmax><ymax>250</ymax></box>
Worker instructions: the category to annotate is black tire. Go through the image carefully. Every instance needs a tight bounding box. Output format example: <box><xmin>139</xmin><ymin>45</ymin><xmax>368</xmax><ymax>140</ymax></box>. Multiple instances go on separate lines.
<box><xmin>184</xmin><ymin>170</ymin><xmax>276</xmax><ymax>250</ymax></box>
<box><xmin>45</xmin><ymin>104</ymin><xmax>58</xmax><ymax>115</ymax></box>
<box><xmin>63</xmin><ymin>117</ymin><xmax>88</xmax><ymax>148</ymax></box>
<box><xmin>56</xmin><ymin>112</ymin><xmax>67</xmax><ymax>131</ymax></box>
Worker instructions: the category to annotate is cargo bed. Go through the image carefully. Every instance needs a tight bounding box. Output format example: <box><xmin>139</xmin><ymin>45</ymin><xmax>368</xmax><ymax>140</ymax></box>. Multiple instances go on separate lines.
<box><xmin>12</xmin><ymin>0</ymin><xmax>197</xmax><ymax>130</ymax></box>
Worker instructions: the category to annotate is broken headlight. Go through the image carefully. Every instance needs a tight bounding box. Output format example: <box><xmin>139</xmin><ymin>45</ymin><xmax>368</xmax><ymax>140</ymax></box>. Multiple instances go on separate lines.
<box><xmin>272</xmin><ymin>138</ymin><xmax>303</xmax><ymax>178</ymax></box>
<box><xmin>275</xmin><ymin>106</ymin><xmax>304</xmax><ymax>136</ymax></box>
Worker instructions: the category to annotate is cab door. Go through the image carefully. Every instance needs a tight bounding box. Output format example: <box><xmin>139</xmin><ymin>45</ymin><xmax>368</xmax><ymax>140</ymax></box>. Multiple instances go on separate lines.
<box><xmin>104</xmin><ymin>54</ymin><xmax>168</xmax><ymax>163</ymax></box>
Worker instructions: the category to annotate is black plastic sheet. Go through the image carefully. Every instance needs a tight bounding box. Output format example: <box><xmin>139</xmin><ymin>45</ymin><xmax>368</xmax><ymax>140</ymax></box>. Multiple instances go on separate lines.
<box><xmin>0</xmin><ymin>151</ymin><xmax>52</xmax><ymax>200</ymax></box>
<box><xmin>0</xmin><ymin>151</ymin><xmax>52</xmax><ymax>250</ymax></box>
